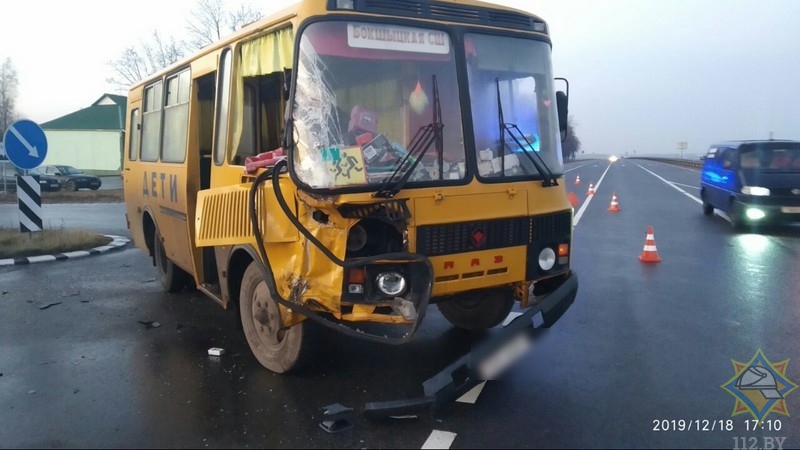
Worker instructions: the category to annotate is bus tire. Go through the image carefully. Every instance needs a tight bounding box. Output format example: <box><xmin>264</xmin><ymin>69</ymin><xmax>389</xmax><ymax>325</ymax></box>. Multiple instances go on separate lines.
<box><xmin>437</xmin><ymin>287</ymin><xmax>515</xmax><ymax>331</ymax></box>
<box><xmin>153</xmin><ymin>228</ymin><xmax>188</xmax><ymax>293</ymax></box>
<box><xmin>239</xmin><ymin>262</ymin><xmax>315</xmax><ymax>373</ymax></box>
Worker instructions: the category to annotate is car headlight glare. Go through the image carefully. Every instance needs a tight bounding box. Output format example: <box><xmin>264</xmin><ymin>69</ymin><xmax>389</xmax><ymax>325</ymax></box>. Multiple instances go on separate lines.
<box><xmin>376</xmin><ymin>272</ymin><xmax>407</xmax><ymax>296</ymax></box>
<box><xmin>741</xmin><ymin>186</ymin><xmax>770</xmax><ymax>196</ymax></box>
<box><xmin>538</xmin><ymin>247</ymin><xmax>556</xmax><ymax>271</ymax></box>
<box><xmin>746</xmin><ymin>208</ymin><xmax>766</xmax><ymax>220</ymax></box>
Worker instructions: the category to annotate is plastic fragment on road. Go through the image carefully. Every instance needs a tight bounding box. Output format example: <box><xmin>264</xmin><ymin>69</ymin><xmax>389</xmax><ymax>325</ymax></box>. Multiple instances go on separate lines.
<box><xmin>320</xmin><ymin>403</ymin><xmax>354</xmax><ymax>434</ymax></box>
<box><xmin>208</xmin><ymin>347</ymin><xmax>225</xmax><ymax>357</ymax></box>
<box><xmin>138</xmin><ymin>320</ymin><xmax>161</xmax><ymax>329</ymax></box>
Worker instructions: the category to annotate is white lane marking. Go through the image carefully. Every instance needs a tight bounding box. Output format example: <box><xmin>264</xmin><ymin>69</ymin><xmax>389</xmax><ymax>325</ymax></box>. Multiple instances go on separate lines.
<box><xmin>635</xmin><ymin>163</ymin><xmax>731</xmax><ymax>221</ymax></box>
<box><xmin>564</xmin><ymin>163</ymin><xmax>589</xmax><ymax>173</ymax></box>
<box><xmin>456</xmin><ymin>381</ymin><xmax>486</xmax><ymax>404</ymax></box>
<box><xmin>671</xmin><ymin>181</ymin><xmax>700</xmax><ymax>190</ymax></box>
<box><xmin>636</xmin><ymin>163</ymin><xmax>701</xmax><ymax>204</ymax></box>
<box><xmin>422</xmin><ymin>430</ymin><xmax>457</xmax><ymax>449</ymax></box>
<box><xmin>501</xmin><ymin>311</ymin><xmax>524</xmax><ymax>327</ymax></box>
<box><xmin>573</xmin><ymin>163</ymin><xmax>612</xmax><ymax>227</ymax></box>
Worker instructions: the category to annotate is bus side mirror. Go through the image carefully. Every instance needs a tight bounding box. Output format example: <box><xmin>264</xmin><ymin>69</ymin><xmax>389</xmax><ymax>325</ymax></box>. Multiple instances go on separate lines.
<box><xmin>556</xmin><ymin>90</ymin><xmax>568</xmax><ymax>133</ymax></box>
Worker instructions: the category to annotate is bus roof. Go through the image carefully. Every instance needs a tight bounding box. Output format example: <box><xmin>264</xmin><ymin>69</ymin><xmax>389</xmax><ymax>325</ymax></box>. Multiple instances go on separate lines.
<box><xmin>130</xmin><ymin>0</ymin><xmax>548</xmax><ymax>92</ymax></box>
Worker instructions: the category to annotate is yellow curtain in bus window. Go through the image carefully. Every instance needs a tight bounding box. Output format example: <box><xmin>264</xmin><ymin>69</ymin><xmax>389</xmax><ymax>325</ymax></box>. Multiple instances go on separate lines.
<box><xmin>323</xmin><ymin>146</ymin><xmax>367</xmax><ymax>185</ymax></box>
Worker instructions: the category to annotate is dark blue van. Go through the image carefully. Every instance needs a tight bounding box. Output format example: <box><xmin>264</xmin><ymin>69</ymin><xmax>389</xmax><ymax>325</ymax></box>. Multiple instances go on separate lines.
<box><xmin>700</xmin><ymin>140</ymin><xmax>800</xmax><ymax>228</ymax></box>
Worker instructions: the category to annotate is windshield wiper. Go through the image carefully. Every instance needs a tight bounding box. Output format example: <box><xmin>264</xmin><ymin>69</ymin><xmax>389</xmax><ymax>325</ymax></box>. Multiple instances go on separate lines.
<box><xmin>496</xmin><ymin>78</ymin><xmax>558</xmax><ymax>187</ymax></box>
<box><xmin>374</xmin><ymin>75</ymin><xmax>444</xmax><ymax>199</ymax></box>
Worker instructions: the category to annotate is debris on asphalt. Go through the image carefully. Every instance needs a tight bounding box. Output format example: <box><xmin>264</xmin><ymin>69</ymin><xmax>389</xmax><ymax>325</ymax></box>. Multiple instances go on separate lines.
<box><xmin>319</xmin><ymin>403</ymin><xmax>354</xmax><ymax>434</ymax></box>
<box><xmin>60</xmin><ymin>292</ymin><xmax>80</xmax><ymax>298</ymax></box>
<box><xmin>319</xmin><ymin>419</ymin><xmax>353</xmax><ymax>434</ymax></box>
<box><xmin>144</xmin><ymin>278</ymin><xmax>157</xmax><ymax>283</ymax></box>
<box><xmin>388</xmin><ymin>415</ymin><xmax>418</xmax><ymax>420</ymax></box>
<box><xmin>208</xmin><ymin>348</ymin><xmax>225</xmax><ymax>357</ymax></box>
<box><xmin>138</xmin><ymin>321</ymin><xmax>161</xmax><ymax>329</ymax></box>
<box><xmin>27</xmin><ymin>390</ymin><xmax>36</xmax><ymax>395</ymax></box>
<box><xmin>73</xmin><ymin>389</ymin><xmax>81</xmax><ymax>394</ymax></box>
<box><xmin>80</xmin><ymin>300</ymin><xmax>90</xmax><ymax>303</ymax></box>
<box><xmin>39</xmin><ymin>302</ymin><xmax>62</xmax><ymax>310</ymax></box>
<box><xmin>322</xmin><ymin>403</ymin><xmax>353</xmax><ymax>416</ymax></box>
<box><xmin>1</xmin><ymin>290</ymin><xmax>7</xmax><ymax>295</ymax></box>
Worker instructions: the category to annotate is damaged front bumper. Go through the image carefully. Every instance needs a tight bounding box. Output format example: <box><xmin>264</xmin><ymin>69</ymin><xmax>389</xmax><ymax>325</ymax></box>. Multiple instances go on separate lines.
<box><xmin>364</xmin><ymin>270</ymin><xmax>579</xmax><ymax>418</ymax></box>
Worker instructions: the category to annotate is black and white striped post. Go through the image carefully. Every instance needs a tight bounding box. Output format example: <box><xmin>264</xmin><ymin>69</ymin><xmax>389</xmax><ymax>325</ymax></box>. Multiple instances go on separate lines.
<box><xmin>3</xmin><ymin>119</ymin><xmax>49</xmax><ymax>233</ymax></box>
<box><xmin>17</xmin><ymin>175</ymin><xmax>43</xmax><ymax>232</ymax></box>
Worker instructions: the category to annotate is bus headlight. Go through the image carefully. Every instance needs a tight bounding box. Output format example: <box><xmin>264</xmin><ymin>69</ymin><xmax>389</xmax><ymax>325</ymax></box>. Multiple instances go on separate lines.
<box><xmin>376</xmin><ymin>272</ymin><xmax>407</xmax><ymax>296</ymax></box>
<box><xmin>538</xmin><ymin>247</ymin><xmax>556</xmax><ymax>271</ymax></box>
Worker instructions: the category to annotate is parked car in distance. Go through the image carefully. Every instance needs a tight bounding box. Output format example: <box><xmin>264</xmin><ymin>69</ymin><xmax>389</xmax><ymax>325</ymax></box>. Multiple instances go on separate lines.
<box><xmin>41</xmin><ymin>165</ymin><xmax>102</xmax><ymax>191</ymax></box>
<box><xmin>28</xmin><ymin>168</ymin><xmax>61</xmax><ymax>192</ymax></box>
<box><xmin>700</xmin><ymin>140</ymin><xmax>800</xmax><ymax>228</ymax></box>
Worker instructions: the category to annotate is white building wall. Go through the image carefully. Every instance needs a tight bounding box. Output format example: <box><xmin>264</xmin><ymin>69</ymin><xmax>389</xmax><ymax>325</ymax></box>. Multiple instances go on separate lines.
<box><xmin>42</xmin><ymin>130</ymin><xmax>122</xmax><ymax>174</ymax></box>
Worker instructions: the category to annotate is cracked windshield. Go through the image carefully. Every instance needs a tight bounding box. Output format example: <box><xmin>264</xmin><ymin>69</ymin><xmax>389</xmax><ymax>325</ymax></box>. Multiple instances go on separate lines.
<box><xmin>292</xmin><ymin>21</ymin><xmax>464</xmax><ymax>189</ymax></box>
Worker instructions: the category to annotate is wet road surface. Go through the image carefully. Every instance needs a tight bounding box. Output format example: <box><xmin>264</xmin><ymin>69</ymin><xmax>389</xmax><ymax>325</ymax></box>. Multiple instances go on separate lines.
<box><xmin>1</xmin><ymin>159</ymin><xmax>799</xmax><ymax>448</ymax></box>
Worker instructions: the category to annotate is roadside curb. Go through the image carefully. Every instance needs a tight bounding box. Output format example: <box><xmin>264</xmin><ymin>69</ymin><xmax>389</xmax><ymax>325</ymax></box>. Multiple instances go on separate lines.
<box><xmin>0</xmin><ymin>235</ymin><xmax>130</xmax><ymax>267</ymax></box>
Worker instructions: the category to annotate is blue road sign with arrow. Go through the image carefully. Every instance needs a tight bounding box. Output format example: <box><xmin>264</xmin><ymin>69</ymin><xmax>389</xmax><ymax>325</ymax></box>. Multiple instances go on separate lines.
<box><xmin>3</xmin><ymin>119</ymin><xmax>48</xmax><ymax>170</ymax></box>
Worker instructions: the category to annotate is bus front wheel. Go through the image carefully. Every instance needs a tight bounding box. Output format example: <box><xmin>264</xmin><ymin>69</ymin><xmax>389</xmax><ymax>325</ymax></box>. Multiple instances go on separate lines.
<box><xmin>153</xmin><ymin>229</ymin><xmax>188</xmax><ymax>292</ymax></box>
<box><xmin>239</xmin><ymin>262</ymin><xmax>315</xmax><ymax>373</ymax></box>
<box><xmin>437</xmin><ymin>287</ymin><xmax>515</xmax><ymax>331</ymax></box>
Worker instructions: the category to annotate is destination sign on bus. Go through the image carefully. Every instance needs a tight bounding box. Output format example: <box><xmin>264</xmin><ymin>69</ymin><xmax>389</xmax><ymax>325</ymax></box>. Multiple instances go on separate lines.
<box><xmin>347</xmin><ymin>23</ymin><xmax>450</xmax><ymax>54</ymax></box>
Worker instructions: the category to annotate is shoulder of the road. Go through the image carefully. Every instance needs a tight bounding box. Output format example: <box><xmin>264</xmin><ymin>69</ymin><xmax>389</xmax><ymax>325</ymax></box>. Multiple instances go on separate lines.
<box><xmin>0</xmin><ymin>235</ymin><xmax>130</xmax><ymax>267</ymax></box>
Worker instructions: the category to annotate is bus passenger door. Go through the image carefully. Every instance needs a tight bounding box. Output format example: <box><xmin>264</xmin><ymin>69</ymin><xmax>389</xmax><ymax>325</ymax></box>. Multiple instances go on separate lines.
<box><xmin>187</xmin><ymin>72</ymin><xmax>219</xmax><ymax>289</ymax></box>
<box><xmin>123</xmin><ymin>103</ymin><xmax>146</xmax><ymax>251</ymax></box>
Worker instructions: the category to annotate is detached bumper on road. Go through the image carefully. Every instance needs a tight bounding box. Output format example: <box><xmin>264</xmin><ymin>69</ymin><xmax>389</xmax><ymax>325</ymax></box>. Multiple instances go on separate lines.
<box><xmin>364</xmin><ymin>271</ymin><xmax>579</xmax><ymax>418</ymax></box>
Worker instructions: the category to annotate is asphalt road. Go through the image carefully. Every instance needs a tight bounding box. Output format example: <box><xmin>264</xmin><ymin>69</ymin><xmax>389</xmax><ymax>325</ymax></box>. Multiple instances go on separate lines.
<box><xmin>1</xmin><ymin>160</ymin><xmax>798</xmax><ymax>448</ymax></box>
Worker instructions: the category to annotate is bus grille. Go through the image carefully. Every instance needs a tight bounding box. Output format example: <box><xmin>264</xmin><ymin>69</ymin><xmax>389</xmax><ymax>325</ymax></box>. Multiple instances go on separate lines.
<box><xmin>332</xmin><ymin>0</ymin><xmax>544</xmax><ymax>33</ymax></box>
<box><xmin>416</xmin><ymin>211</ymin><xmax>570</xmax><ymax>257</ymax></box>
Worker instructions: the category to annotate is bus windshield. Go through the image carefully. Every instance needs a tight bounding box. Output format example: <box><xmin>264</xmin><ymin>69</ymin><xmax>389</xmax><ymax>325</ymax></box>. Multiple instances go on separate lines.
<box><xmin>292</xmin><ymin>21</ymin><xmax>465</xmax><ymax>190</ymax></box>
<box><xmin>465</xmin><ymin>33</ymin><xmax>564</xmax><ymax>179</ymax></box>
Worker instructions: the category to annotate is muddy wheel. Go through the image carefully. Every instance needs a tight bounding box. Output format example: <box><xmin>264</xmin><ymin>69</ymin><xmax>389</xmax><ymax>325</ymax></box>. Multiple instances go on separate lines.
<box><xmin>239</xmin><ymin>262</ymin><xmax>315</xmax><ymax>373</ymax></box>
<box><xmin>437</xmin><ymin>287</ymin><xmax>515</xmax><ymax>331</ymax></box>
<box><xmin>153</xmin><ymin>228</ymin><xmax>188</xmax><ymax>292</ymax></box>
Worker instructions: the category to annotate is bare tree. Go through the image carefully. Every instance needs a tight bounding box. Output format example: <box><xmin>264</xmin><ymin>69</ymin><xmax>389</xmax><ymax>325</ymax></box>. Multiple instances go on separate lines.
<box><xmin>562</xmin><ymin>115</ymin><xmax>582</xmax><ymax>161</ymax></box>
<box><xmin>107</xmin><ymin>31</ymin><xmax>187</xmax><ymax>90</ymax></box>
<box><xmin>0</xmin><ymin>57</ymin><xmax>19</xmax><ymax>135</ymax></box>
<box><xmin>186</xmin><ymin>0</ymin><xmax>263</xmax><ymax>50</ymax></box>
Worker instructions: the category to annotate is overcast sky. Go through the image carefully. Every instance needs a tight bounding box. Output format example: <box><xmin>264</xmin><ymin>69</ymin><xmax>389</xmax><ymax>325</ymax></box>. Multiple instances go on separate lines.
<box><xmin>2</xmin><ymin>0</ymin><xmax>798</xmax><ymax>156</ymax></box>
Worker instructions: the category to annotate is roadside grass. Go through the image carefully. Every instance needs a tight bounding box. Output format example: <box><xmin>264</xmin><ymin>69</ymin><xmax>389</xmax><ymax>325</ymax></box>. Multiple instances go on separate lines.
<box><xmin>0</xmin><ymin>228</ymin><xmax>112</xmax><ymax>259</ymax></box>
<box><xmin>0</xmin><ymin>189</ymin><xmax>124</xmax><ymax>204</ymax></box>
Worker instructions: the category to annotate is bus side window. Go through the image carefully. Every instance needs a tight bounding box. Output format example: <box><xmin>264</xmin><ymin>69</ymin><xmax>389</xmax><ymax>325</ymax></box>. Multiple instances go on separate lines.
<box><xmin>128</xmin><ymin>108</ymin><xmax>140</xmax><ymax>161</ymax></box>
<box><xmin>233</xmin><ymin>73</ymin><xmax>285</xmax><ymax>165</ymax></box>
<box><xmin>234</xmin><ymin>82</ymin><xmax>257</xmax><ymax>163</ymax></box>
<box><xmin>141</xmin><ymin>81</ymin><xmax>163</xmax><ymax>162</ymax></box>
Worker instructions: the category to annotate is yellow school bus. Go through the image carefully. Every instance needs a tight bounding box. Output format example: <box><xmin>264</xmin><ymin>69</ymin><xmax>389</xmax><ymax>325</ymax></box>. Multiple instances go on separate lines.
<box><xmin>123</xmin><ymin>0</ymin><xmax>578</xmax><ymax>375</ymax></box>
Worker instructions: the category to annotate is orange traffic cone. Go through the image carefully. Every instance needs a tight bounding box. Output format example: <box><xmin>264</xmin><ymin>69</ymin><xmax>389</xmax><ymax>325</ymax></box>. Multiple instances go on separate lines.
<box><xmin>575</xmin><ymin>175</ymin><xmax>581</xmax><ymax>186</ymax></box>
<box><xmin>587</xmin><ymin>183</ymin><xmax>595</xmax><ymax>196</ymax></box>
<box><xmin>639</xmin><ymin>226</ymin><xmax>662</xmax><ymax>263</ymax></box>
<box><xmin>568</xmin><ymin>192</ymin><xmax>579</xmax><ymax>207</ymax></box>
<box><xmin>608</xmin><ymin>192</ymin><xmax>620</xmax><ymax>212</ymax></box>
